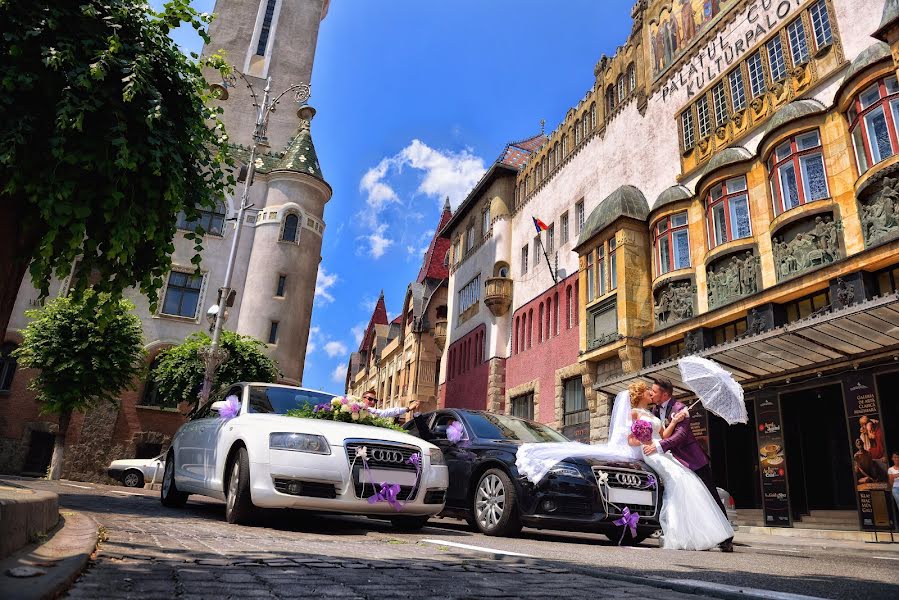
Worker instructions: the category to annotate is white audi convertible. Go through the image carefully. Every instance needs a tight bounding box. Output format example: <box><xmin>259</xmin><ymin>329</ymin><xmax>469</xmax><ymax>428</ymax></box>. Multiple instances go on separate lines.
<box><xmin>160</xmin><ymin>382</ymin><xmax>448</xmax><ymax>528</ymax></box>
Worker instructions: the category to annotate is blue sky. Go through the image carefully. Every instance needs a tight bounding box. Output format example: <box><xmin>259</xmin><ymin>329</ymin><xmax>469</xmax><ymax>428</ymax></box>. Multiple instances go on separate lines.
<box><xmin>155</xmin><ymin>0</ymin><xmax>634</xmax><ymax>391</ymax></box>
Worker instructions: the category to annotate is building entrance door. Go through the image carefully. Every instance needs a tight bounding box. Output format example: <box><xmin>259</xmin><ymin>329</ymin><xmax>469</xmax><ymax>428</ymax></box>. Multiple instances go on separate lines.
<box><xmin>21</xmin><ymin>431</ymin><xmax>55</xmax><ymax>475</ymax></box>
<box><xmin>781</xmin><ymin>385</ymin><xmax>855</xmax><ymax>523</ymax></box>
<box><xmin>709</xmin><ymin>408</ymin><xmax>761</xmax><ymax>510</ymax></box>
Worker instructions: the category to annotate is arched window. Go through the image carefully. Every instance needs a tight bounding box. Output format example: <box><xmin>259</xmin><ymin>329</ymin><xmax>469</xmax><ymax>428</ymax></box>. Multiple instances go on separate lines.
<box><xmin>574</xmin><ymin>120</ymin><xmax>581</xmax><ymax>145</ymax></box>
<box><xmin>582</xmin><ymin>116</ymin><xmax>588</xmax><ymax>139</ymax></box>
<box><xmin>281</xmin><ymin>213</ymin><xmax>300</xmax><ymax>243</ymax></box>
<box><xmin>590</xmin><ymin>103</ymin><xmax>596</xmax><ymax>130</ymax></box>
<box><xmin>627</xmin><ymin>63</ymin><xmax>636</xmax><ymax>92</ymax></box>
<box><xmin>527</xmin><ymin>309</ymin><xmax>533</xmax><ymax>348</ymax></box>
<box><xmin>617</xmin><ymin>75</ymin><xmax>626</xmax><ymax>103</ymax></box>
<box><xmin>606</xmin><ymin>85</ymin><xmax>615</xmax><ymax>114</ymax></box>
<box><xmin>513</xmin><ymin>316</ymin><xmax>519</xmax><ymax>354</ymax></box>
<box><xmin>565</xmin><ymin>285</ymin><xmax>573</xmax><ymax>330</ymax></box>
<box><xmin>561</xmin><ymin>134</ymin><xmax>568</xmax><ymax>156</ymax></box>
<box><xmin>0</xmin><ymin>342</ymin><xmax>17</xmax><ymax>393</ymax></box>
<box><xmin>546</xmin><ymin>297</ymin><xmax>553</xmax><ymax>340</ymax></box>
<box><xmin>538</xmin><ymin>303</ymin><xmax>544</xmax><ymax>343</ymax></box>
<box><xmin>554</xmin><ymin>291</ymin><xmax>560</xmax><ymax>335</ymax></box>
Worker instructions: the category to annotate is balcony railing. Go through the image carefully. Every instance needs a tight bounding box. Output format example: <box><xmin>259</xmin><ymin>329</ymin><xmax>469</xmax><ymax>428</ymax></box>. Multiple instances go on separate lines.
<box><xmin>484</xmin><ymin>276</ymin><xmax>512</xmax><ymax>316</ymax></box>
<box><xmin>434</xmin><ymin>319</ymin><xmax>447</xmax><ymax>349</ymax></box>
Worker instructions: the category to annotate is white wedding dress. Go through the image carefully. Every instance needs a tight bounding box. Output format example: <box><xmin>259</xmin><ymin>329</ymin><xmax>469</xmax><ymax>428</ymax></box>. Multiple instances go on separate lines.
<box><xmin>634</xmin><ymin>407</ymin><xmax>734</xmax><ymax>550</ymax></box>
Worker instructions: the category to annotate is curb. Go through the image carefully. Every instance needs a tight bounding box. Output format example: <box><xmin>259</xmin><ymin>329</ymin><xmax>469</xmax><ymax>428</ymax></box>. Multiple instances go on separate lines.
<box><xmin>0</xmin><ymin>510</ymin><xmax>98</xmax><ymax>600</ymax></box>
<box><xmin>0</xmin><ymin>485</ymin><xmax>59</xmax><ymax>559</ymax></box>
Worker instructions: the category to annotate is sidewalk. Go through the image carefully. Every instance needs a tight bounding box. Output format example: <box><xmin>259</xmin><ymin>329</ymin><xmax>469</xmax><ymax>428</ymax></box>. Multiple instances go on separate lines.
<box><xmin>734</xmin><ymin>529</ymin><xmax>899</xmax><ymax>557</ymax></box>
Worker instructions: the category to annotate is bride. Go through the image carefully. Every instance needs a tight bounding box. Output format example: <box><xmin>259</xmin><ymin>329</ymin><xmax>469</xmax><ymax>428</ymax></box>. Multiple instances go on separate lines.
<box><xmin>516</xmin><ymin>381</ymin><xmax>733</xmax><ymax>551</ymax></box>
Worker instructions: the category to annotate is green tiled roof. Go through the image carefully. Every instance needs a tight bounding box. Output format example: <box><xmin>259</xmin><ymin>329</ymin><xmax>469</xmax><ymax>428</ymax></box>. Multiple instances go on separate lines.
<box><xmin>228</xmin><ymin>105</ymin><xmax>325</xmax><ymax>181</ymax></box>
<box><xmin>575</xmin><ymin>185</ymin><xmax>649</xmax><ymax>249</ymax></box>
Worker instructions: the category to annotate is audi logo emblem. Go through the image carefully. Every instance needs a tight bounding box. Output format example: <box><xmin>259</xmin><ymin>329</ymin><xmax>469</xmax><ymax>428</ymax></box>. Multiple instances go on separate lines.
<box><xmin>370</xmin><ymin>448</ymin><xmax>404</xmax><ymax>463</ymax></box>
<box><xmin>615</xmin><ymin>473</ymin><xmax>641</xmax><ymax>487</ymax></box>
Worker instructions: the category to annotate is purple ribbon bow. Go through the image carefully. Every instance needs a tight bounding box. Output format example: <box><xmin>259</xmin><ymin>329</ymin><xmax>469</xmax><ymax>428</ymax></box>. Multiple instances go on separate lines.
<box><xmin>218</xmin><ymin>395</ymin><xmax>240</xmax><ymax>420</ymax></box>
<box><xmin>614</xmin><ymin>507</ymin><xmax>640</xmax><ymax>545</ymax></box>
<box><xmin>367</xmin><ymin>482</ymin><xmax>403</xmax><ymax>511</ymax></box>
<box><xmin>645</xmin><ymin>475</ymin><xmax>657</xmax><ymax>489</ymax></box>
<box><xmin>447</xmin><ymin>421</ymin><xmax>465</xmax><ymax>443</ymax></box>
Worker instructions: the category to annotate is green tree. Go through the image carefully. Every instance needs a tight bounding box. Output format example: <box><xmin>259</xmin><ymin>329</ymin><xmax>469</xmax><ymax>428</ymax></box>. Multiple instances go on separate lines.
<box><xmin>0</xmin><ymin>0</ymin><xmax>233</xmax><ymax>335</ymax></box>
<box><xmin>153</xmin><ymin>331</ymin><xmax>279</xmax><ymax>406</ymax></box>
<box><xmin>14</xmin><ymin>291</ymin><xmax>145</xmax><ymax>480</ymax></box>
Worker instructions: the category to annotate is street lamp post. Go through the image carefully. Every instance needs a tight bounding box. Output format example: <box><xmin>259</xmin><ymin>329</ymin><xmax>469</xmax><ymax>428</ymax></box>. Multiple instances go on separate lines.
<box><xmin>198</xmin><ymin>73</ymin><xmax>311</xmax><ymax>406</ymax></box>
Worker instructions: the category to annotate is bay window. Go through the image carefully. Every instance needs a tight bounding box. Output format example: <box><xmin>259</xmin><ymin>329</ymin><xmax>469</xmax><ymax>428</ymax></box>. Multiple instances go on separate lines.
<box><xmin>848</xmin><ymin>75</ymin><xmax>899</xmax><ymax>174</ymax></box>
<box><xmin>586</xmin><ymin>251</ymin><xmax>595</xmax><ymax>302</ymax></box>
<box><xmin>609</xmin><ymin>237</ymin><xmax>618</xmax><ymax>290</ymax></box>
<box><xmin>654</xmin><ymin>212</ymin><xmax>691</xmax><ymax>276</ymax></box>
<box><xmin>707</xmin><ymin>176</ymin><xmax>751</xmax><ymax>248</ymax></box>
<box><xmin>768</xmin><ymin>129</ymin><xmax>829</xmax><ymax>215</ymax></box>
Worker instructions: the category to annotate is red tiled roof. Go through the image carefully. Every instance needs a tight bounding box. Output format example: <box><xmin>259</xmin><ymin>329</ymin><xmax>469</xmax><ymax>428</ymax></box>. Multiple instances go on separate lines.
<box><xmin>417</xmin><ymin>203</ymin><xmax>453</xmax><ymax>282</ymax></box>
<box><xmin>497</xmin><ymin>132</ymin><xmax>548</xmax><ymax>169</ymax></box>
<box><xmin>360</xmin><ymin>294</ymin><xmax>388</xmax><ymax>352</ymax></box>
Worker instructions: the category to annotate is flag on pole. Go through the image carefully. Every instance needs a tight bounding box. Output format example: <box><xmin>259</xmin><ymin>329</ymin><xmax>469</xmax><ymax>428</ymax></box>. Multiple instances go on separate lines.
<box><xmin>532</xmin><ymin>217</ymin><xmax>549</xmax><ymax>232</ymax></box>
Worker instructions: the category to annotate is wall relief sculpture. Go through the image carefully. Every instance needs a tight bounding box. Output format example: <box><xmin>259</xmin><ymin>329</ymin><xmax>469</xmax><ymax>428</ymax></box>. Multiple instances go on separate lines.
<box><xmin>859</xmin><ymin>176</ymin><xmax>899</xmax><ymax>247</ymax></box>
<box><xmin>654</xmin><ymin>281</ymin><xmax>695</xmax><ymax>328</ymax></box>
<box><xmin>706</xmin><ymin>251</ymin><xmax>760</xmax><ymax>309</ymax></box>
<box><xmin>772</xmin><ymin>216</ymin><xmax>842</xmax><ymax>281</ymax></box>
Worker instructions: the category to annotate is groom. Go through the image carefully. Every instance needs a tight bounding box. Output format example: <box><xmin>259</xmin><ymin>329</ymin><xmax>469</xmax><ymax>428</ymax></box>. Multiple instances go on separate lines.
<box><xmin>642</xmin><ymin>377</ymin><xmax>734</xmax><ymax>553</ymax></box>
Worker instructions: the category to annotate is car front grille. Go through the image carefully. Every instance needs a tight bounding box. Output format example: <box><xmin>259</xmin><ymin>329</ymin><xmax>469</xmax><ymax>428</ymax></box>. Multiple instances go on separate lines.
<box><xmin>592</xmin><ymin>466</ymin><xmax>659</xmax><ymax>518</ymax></box>
<box><xmin>345</xmin><ymin>440</ymin><xmax>422</xmax><ymax>501</ymax></box>
<box><xmin>273</xmin><ymin>478</ymin><xmax>337</xmax><ymax>499</ymax></box>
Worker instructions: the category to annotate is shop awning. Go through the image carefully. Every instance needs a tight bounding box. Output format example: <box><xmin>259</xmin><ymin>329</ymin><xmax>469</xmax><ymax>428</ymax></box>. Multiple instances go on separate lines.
<box><xmin>593</xmin><ymin>291</ymin><xmax>899</xmax><ymax>397</ymax></box>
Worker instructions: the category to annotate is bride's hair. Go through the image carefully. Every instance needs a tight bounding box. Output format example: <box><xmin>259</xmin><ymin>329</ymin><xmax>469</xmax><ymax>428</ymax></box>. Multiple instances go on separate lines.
<box><xmin>628</xmin><ymin>381</ymin><xmax>648</xmax><ymax>408</ymax></box>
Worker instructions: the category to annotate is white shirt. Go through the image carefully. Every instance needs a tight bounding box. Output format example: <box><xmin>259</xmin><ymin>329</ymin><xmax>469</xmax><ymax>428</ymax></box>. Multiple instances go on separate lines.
<box><xmin>368</xmin><ymin>406</ymin><xmax>408</xmax><ymax>419</ymax></box>
<box><xmin>889</xmin><ymin>466</ymin><xmax>899</xmax><ymax>488</ymax></box>
<box><xmin>654</xmin><ymin>400</ymin><xmax>673</xmax><ymax>453</ymax></box>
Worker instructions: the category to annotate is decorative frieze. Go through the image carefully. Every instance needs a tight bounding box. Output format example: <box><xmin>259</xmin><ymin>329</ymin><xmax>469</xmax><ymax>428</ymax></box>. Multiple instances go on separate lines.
<box><xmin>859</xmin><ymin>176</ymin><xmax>899</xmax><ymax>248</ymax></box>
<box><xmin>654</xmin><ymin>280</ymin><xmax>695</xmax><ymax>328</ymax></box>
<box><xmin>772</xmin><ymin>215</ymin><xmax>842</xmax><ymax>281</ymax></box>
<box><xmin>707</xmin><ymin>251</ymin><xmax>761</xmax><ymax>309</ymax></box>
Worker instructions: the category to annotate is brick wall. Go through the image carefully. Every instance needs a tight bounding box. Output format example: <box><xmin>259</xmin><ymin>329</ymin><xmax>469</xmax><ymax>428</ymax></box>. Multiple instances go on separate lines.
<box><xmin>442</xmin><ymin>324</ymin><xmax>490</xmax><ymax>409</ymax></box>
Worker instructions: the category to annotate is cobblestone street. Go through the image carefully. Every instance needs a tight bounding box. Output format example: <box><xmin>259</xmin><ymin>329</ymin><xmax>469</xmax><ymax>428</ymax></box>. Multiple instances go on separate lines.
<box><xmin>5</xmin><ymin>477</ymin><xmax>899</xmax><ymax>600</ymax></box>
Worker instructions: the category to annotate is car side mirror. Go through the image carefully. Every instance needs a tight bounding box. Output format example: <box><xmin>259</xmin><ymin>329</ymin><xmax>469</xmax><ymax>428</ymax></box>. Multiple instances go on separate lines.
<box><xmin>432</xmin><ymin>424</ymin><xmax>449</xmax><ymax>439</ymax></box>
<box><xmin>210</xmin><ymin>400</ymin><xmax>226</xmax><ymax>413</ymax></box>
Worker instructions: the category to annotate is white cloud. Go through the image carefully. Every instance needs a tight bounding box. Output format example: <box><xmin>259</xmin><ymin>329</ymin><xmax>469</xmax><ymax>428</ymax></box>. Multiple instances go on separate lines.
<box><xmin>359</xmin><ymin>295</ymin><xmax>378</xmax><ymax>312</ymax></box>
<box><xmin>352</xmin><ymin>322</ymin><xmax>367</xmax><ymax>345</ymax></box>
<box><xmin>357</xmin><ymin>140</ymin><xmax>485</xmax><ymax>259</ymax></box>
<box><xmin>306</xmin><ymin>326</ymin><xmax>321</xmax><ymax>355</ymax></box>
<box><xmin>331</xmin><ymin>363</ymin><xmax>348</xmax><ymax>383</ymax></box>
<box><xmin>315</xmin><ymin>266</ymin><xmax>338</xmax><ymax>304</ymax></box>
<box><xmin>324</xmin><ymin>340</ymin><xmax>348</xmax><ymax>358</ymax></box>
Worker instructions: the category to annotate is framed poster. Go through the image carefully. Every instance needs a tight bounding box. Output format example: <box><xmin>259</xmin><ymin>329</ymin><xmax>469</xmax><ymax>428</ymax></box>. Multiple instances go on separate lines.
<box><xmin>755</xmin><ymin>393</ymin><xmax>791</xmax><ymax>527</ymax></box>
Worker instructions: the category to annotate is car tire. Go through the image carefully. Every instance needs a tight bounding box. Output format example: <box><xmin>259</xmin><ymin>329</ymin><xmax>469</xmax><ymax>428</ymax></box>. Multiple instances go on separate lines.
<box><xmin>390</xmin><ymin>516</ymin><xmax>430</xmax><ymax>531</ymax></box>
<box><xmin>472</xmin><ymin>468</ymin><xmax>521</xmax><ymax>537</ymax></box>
<box><xmin>122</xmin><ymin>470</ymin><xmax>144</xmax><ymax>488</ymax></box>
<box><xmin>160</xmin><ymin>453</ymin><xmax>188</xmax><ymax>508</ymax></box>
<box><xmin>225</xmin><ymin>447</ymin><xmax>254</xmax><ymax>525</ymax></box>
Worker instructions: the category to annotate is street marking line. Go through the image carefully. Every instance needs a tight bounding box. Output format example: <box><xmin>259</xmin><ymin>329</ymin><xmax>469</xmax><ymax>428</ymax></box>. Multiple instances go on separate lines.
<box><xmin>762</xmin><ymin>548</ymin><xmax>801</xmax><ymax>553</ymax></box>
<box><xmin>420</xmin><ymin>539</ymin><xmax>533</xmax><ymax>558</ymax></box>
<box><xmin>670</xmin><ymin>578</ymin><xmax>825</xmax><ymax>600</ymax></box>
<box><xmin>61</xmin><ymin>483</ymin><xmax>93</xmax><ymax>489</ymax></box>
<box><xmin>109</xmin><ymin>490</ymin><xmax>145</xmax><ymax>496</ymax></box>
<box><xmin>872</xmin><ymin>555</ymin><xmax>899</xmax><ymax>560</ymax></box>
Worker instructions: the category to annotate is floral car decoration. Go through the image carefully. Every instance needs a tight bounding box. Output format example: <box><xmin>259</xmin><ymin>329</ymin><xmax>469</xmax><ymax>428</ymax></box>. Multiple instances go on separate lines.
<box><xmin>286</xmin><ymin>395</ymin><xmax>404</xmax><ymax>431</ymax></box>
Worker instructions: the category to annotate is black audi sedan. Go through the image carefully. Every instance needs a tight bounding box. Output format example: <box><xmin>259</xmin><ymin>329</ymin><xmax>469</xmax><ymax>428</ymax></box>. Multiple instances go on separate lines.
<box><xmin>404</xmin><ymin>409</ymin><xmax>661</xmax><ymax>542</ymax></box>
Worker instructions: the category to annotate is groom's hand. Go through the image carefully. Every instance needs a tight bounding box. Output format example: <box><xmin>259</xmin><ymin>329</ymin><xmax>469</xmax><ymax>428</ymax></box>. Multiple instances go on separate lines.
<box><xmin>642</xmin><ymin>444</ymin><xmax>657</xmax><ymax>456</ymax></box>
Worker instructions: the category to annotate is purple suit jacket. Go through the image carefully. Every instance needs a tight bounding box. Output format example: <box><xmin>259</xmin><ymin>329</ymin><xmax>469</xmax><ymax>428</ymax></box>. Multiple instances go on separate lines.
<box><xmin>653</xmin><ymin>401</ymin><xmax>708</xmax><ymax>472</ymax></box>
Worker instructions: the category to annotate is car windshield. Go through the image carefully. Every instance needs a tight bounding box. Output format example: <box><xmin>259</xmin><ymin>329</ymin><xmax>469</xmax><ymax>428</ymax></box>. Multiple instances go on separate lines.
<box><xmin>465</xmin><ymin>413</ymin><xmax>568</xmax><ymax>443</ymax></box>
<box><xmin>247</xmin><ymin>385</ymin><xmax>334</xmax><ymax>414</ymax></box>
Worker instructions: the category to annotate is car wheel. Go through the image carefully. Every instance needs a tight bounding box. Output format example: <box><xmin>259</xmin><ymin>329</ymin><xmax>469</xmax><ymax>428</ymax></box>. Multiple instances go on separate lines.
<box><xmin>122</xmin><ymin>470</ymin><xmax>144</xmax><ymax>488</ymax></box>
<box><xmin>472</xmin><ymin>468</ymin><xmax>521</xmax><ymax>537</ymax></box>
<box><xmin>160</xmin><ymin>454</ymin><xmax>188</xmax><ymax>508</ymax></box>
<box><xmin>390</xmin><ymin>516</ymin><xmax>430</xmax><ymax>531</ymax></box>
<box><xmin>225</xmin><ymin>447</ymin><xmax>254</xmax><ymax>525</ymax></box>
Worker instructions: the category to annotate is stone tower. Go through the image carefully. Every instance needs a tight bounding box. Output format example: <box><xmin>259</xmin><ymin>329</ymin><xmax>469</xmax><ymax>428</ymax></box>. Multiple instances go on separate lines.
<box><xmin>202</xmin><ymin>0</ymin><xmax>333</xmax><ymax>384</ymax></box>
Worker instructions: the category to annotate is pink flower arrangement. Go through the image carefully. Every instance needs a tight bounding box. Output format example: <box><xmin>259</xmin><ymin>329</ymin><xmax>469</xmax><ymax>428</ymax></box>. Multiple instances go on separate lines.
<box><xmin>631</xmin><ymin>419</ymin><xmax>653</xmax><ymax>444</ymax></box>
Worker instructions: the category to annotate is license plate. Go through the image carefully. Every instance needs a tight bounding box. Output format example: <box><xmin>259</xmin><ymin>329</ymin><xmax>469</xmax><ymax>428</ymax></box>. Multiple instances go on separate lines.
<box><xmin>360</xmin><ymin>468</ymin><xmax>418</xmax><ymax>487</ymax></box>
<box><xmin>608</xmin><ymin>488</ymin><xmax>653</xmax><ymax>506</ymax></box>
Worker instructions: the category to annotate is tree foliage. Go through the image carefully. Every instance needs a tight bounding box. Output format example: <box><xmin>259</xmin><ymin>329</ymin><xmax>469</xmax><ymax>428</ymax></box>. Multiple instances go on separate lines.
<box><xmin>0</xmin><ymin>0</ymin><xmax>233</xmax><ymax>316</ymax></box>
<box><xmin>14</xmin><ymin>290</ymin><xmax>146</xmax><ymax>414</ymax></box>
<box><xmin>153</xmin><ymin>331</ymin><xmax>280</xmax><ymax>405</ymax></box>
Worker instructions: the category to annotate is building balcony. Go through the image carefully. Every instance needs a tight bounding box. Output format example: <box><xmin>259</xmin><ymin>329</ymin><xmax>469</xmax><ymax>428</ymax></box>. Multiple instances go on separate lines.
<box><xmin>484</xmin><ymin>276</ymin><xmax>513</xmax><ymax>316</ymax></box>
<box><xmin>434</xmin><ymin>319</ymin><xmax>447</xmax><ymax>349</ymax></box>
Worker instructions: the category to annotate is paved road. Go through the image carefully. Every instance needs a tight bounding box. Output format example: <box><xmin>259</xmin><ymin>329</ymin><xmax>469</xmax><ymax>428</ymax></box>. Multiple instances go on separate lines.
<box><xmin>6</xmin><ymin>477</ymin><xmax>899</xmax><ymax>599</ymax></box>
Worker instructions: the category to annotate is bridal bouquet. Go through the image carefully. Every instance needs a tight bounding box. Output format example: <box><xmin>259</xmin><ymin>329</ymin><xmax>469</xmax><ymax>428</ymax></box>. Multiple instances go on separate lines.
<box><xmin>286</xmin><ymin>395</ymin><xmax>404</xmax><ymax>431</ymax></box>
<box><xmin>631</xmin><ymin>419</ymin><xmax>653</xmax><ymax>444</ymax></box>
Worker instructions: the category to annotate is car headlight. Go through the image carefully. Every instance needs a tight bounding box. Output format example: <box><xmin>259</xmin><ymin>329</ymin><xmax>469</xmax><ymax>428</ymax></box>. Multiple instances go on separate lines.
<box><xmin>428</xmin><ymin>448</ymin><xmax>445</xmax><ymax>466</ymax></box>
<box><xmin>548</xmin><ymin>462</ymin><xmax>584</xmax><ymax>479</ymax></box>
<box><xmin>269</xmin><ymin>432</ymin><xmax>330</xmax><ymax>455</ymax></box>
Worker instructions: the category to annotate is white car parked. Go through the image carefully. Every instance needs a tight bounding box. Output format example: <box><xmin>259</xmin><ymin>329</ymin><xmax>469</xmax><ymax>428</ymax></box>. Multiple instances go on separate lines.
<box><xmin>160</xmin><ymin>382</ymin><xmax>449</xmax><ymax>529</ymax></box>
<box><xmin>108</xmin><ymin>454</ymin><xmax>165</xmax><ymax>488</ymax></box>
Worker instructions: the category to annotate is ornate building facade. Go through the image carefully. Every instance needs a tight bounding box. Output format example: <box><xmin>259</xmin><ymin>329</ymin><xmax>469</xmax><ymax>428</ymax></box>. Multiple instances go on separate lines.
<box><xmin>0</xmin><ymin>0</ymin><xmax>331</xmax><ymax>480</ymax></box>
<box><xmin>345</xmin><ymin>204</ymin><xmax>451</xmax><ymax>416</ymax></box>
<box><xmin>439</xmin><ymin>0</ymin><xmax>899</xmax><ymax>534</ymax></box>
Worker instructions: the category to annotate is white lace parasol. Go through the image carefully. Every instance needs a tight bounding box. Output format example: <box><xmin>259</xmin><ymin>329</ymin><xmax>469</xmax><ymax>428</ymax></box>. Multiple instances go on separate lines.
<box><xmin>677</xmin><ymin>356</ymin><xmax>747</xmax><ymax>424</ymax></box>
